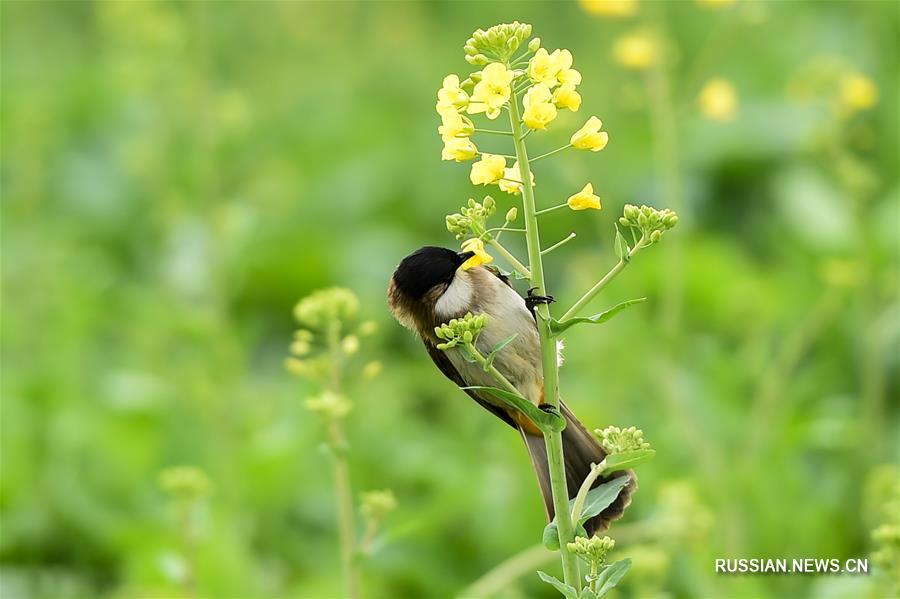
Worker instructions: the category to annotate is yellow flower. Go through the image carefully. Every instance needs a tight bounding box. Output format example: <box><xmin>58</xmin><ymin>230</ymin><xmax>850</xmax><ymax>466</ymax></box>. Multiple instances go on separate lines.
<box><xmin>436</xmin><ymin>74</ymin><xmax>469</xmax><ymax>114</ymax></box>
<box><xmin>613</xmin><ymin>33</ymin><xmax>657</xmax><ymax>70</ymax></box>
<box><xmin>499</xmin><ymin>160</ymin><xmax>535</xmax><ymax>196</ymax></box>
<box><xmin>441</xmin><ymin>137</ymin><xmax>478</xmax><ymax>162</ymax></box>
<box><xmin>528</xmin><ymin>48</ymin><xmax>563</xmax><ymax>87</ymax></box>
<box><xmin>470</xmin><ymin>153</ymin><xmax>506</xmax><ymax>185</ymax></box>
<box><xmin>469</xmin><ymin>63</ymin><xmax>514</xmax><ymax>120</ymax></box>
<box><xmin>553</xmin><ymin>85</ymin><xmax>582</xmax><ymax>111</ymax></box>
<box><xmin>523</xmin><ymin>102</ymin><xmax>558</xmax><ymax>130</ymax></box>
<box><xmin>555</xmin><ymin>49</ymin><xmax>582</xmax><ymax>87</ymax></box>
<box><xmin>460</xmin><ymin>237</ymin><xmax>493</xmax><ymax>270</ymax></box>
<box><xmin>523</xmin><ymin>83</ymin><xmax>553</xmax><ymax>109</ymax></box>
<box><xmin>570</xmin><ymin>116</ymin><xmax>609</xmax><ymax>151</ymax></box>
<box><xmin>438</xmin><ymin>110</ymin><xmax>475</xmax><ymax>140</ymax></box>
<box><xmin>839</xmin><ymin>73</ymin><xmax>878</xmax><ymax>113</ymax></box>
<box><xmin>698</xmin><ymin>78</ymin><xmax>738</xmax><ymax>122</ymax></box>
<box><xmin>579</xmin><ymin>0</ymin><xmax>638</xmax><ymax>17</ymax></box>
<box><xmin>522</xmin><ymin>83</ymin><xmax>557</xmax><ymax>130</ymax></box>
<box><xmin>567</xmin><ymin>183</ymin><xmax>602</xmax><ymax>210</ymax></box>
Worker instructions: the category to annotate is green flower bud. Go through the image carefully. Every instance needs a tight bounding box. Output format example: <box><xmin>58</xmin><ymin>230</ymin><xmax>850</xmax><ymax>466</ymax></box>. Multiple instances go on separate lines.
<box><xmin>464</xmin><ymin>44</ymin><xmax>478</xmax><ymax>56</ymax></box>
<box><xmin>618</xmin><ymin>216</ymin><xmax>629</xmax><ymax>226</ymax></box>
<box><xmin>462</xmin><ymin>330</ymin><xmax>473</xmax><ymax>344</ymax></box>
<box><xmin>506</xmin><ymin>36</ymin><xmax>520</xmax><ymax>52</ymax></box>
<box><xmin>650</xmin><ymin>230</ymin><xmax>662</xmax><ymax>243</ymax></box>
<box><xmin>528</xmin><ymin>37</ymin><xmax>541</xmax><ymax>53</ymax></box>
<box><xmin>506</xmin><ymin>207</ymin><xmax>518</xmax><ymax>222</ymax></box>
<box><xmin>159</xmin><ymin>466</ymin><xmax>212</xmax><ymax>502</ymax></box>
<box><xmin>595</xmin><ymin>425</ymin><xmax>651</xmax><ymax>454</ymax></box>
<box><xmin>568</xmin><ymin>535</ymin><xmax>615</xmax><ymax>567</ymax></box>
<box><xmin>360</xmin><ymin>489</ymin><xmax>397</xmax><ymax>521</ymax></box>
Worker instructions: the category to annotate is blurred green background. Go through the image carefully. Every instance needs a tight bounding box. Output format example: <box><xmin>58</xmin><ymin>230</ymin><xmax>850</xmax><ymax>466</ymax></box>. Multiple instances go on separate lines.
<box><xmin>2</xmin><ymin>1</ymin><xmax>898</xmax><ymax>598</ymax></box>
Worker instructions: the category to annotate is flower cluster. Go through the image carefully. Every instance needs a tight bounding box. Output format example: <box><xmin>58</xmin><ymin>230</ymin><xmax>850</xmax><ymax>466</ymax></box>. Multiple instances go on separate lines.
<box><xmin>159</xmin><ymin>466</ymin><xmax>213</xmax><ymax>502</ymax></box>
<box><xmin>568</xmin><ymin>535</ymin><xmax>616</xmax><ymax>567</ymax></box>
<box><xmin>360</xmin><ymin>489</ymin><xmax>398</xmax><ymax>522</ymax></box>
<box><xmin>618</xmin><ymin>204</ymin><xmax>679</xmax><ymax>243</ymax></box>
<box><xmin>434</xmin><ymin>312</ymin><xmax>488</xmax><ymax>351</ymax></box>
<box><xmin>446</xmin><ymin>196</ymin><xmax>496</xmax><ymax>240</ymax></box>
<box><xmin>306</xmin><ymin>390</ymin><xmax>353</xmax><ymax>420</ymax></box>
<box><xmin>435</xmin><ymin>20</ymin><xmax>608</xmax><ymax>206</ymax></box>
<box><xmin>286</xmin><ymin>288</ymin><xmax>380</xmax><ymax>384</ymax></box>
<box><xmin>595</xmin><ymin>425</ymin><xmax>651</xmax><ymax>454</ymax></box>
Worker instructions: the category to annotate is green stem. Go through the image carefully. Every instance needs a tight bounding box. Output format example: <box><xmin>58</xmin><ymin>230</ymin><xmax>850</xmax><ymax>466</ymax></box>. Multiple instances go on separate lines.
<box><xmin>474</xmin><ymin>128</ymin><xmax>513</xmax><ymax>136</ymax></box>
<box><xmin>535</xmin><ymin>203</ymin><xmax>568</xmax><ymax>216</ymax></box>
<box><xmin>326</xmin><ymin>323</ymin><xmax>360</xmax><ymax>599</ymax></box>
<box><xmin>541</xmin><ymin>232</ymin><xmax>576</xmax><ymax>256</ymax></box>
<box><xmin>507</xmin><ymin>86</ymin><xmax>581</xmax><ymax>587</ymax></box>
<box><xmin>530</xmin><ymin>144</ymin><xmax>572</xmax><ymax>163</ymax></box>
<box><xmin>477</xmin><ymin>151</ymin><xmax>517</xmax><ymax>160</ymax></box>
<box><xmin>486</xmin><ymin>238</ymin><xmax>532</xmax><ymax>279</ymax></box>
<box><xmin>560</xmin><ymin>238</ymin><xmax>646</xmax><ymax>321</ymax></box>
<box><xmin>569</xmin><ymin>459</ymin><xmax>607</xmax><ymax>524</ymax></box>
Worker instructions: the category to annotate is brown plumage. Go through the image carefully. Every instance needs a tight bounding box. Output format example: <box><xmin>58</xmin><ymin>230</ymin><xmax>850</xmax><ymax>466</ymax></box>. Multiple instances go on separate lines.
<box><xmin>388</xmin><ymin>247</ymin><xmax>635</xmax><ymax>534</ymax></box>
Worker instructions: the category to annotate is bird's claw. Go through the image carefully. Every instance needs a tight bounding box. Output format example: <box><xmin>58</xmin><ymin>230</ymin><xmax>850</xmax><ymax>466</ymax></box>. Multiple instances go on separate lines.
<box><xmin>526</xmin><ymin>288</ymin><xmax>555</xmax><ymax>312</ymax></box>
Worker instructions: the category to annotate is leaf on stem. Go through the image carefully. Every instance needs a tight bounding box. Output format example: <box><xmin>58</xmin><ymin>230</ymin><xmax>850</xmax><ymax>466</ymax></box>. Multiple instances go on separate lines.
<box><xmin>536</xmin><ymin>571</ymin><xmax>579</xmax><ymax>599</ymax></box>
<box><xmin>594</xmin><ymin>559</ymin><xmax>631</xmax><ymax>597</ymax></box>
<box><xmin>482</xmin><ymin>334</ymin><xmax>519</xmax><ymax>372</ymax></box>
<box><xmin>614</xmin><ymin>225</ymin><xmax>630</xmax><ymax>262</ymax></box>
<box><xmin>550</xmin><ymin>298</ymin><xmax>647</xmax><ymax>334</ymax></box>
<box><xmin>603</xmin><ymin>449</ymin><xmax>655</xmax><ymax>473</ymax></box>
<box><xmin>575</xmin><ymin>475</ymin><xmax>631</xmax><ymax>525</ymax></box>
<box><xmin>542</xmin><ymin>519</ymin><xmax>588</xmax><ymax>551</ymax></box>
<box><xmin>461</xmin><ymin>385</ymin><xmax>529</xmax><ymax>406</ymax></box>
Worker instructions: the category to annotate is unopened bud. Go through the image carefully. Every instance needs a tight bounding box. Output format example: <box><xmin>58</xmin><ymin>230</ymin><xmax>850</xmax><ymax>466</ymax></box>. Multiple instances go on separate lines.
<box><xmin>528</xmin><ymin>37</ymin><xmax>541</xmax><ymax>53</ymax></box>
<box><xmin>464</xmin><ymin>44</ymin><xmax>478</xmax><ymax>56</ymax></box>
<box><xmin>650</xmin><ymin>230</ymin><xmax>662</xmax><ymax>243</ymax></box>
<box><xmin>506</xmin><ymin>207</ymin><xmax>518</xmax><ymax>221</ymax></box>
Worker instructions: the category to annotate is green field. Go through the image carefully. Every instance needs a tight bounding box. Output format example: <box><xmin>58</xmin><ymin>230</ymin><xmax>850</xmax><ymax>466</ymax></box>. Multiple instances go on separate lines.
<box><xmin>2</xmin><ymin>2</ymin><xmax>898</xmax><ymax>598</ymax></box>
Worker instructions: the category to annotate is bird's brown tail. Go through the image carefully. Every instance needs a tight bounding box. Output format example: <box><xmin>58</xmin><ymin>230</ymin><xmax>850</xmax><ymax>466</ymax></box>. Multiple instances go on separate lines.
<box><xmin>521</xmin><ymin>402</ymin><xmax>636</xmax><ymax>536</ymax></box>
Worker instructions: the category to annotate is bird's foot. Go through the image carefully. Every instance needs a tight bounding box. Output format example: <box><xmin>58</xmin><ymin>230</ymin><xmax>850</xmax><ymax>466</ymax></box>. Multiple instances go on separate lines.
<box><xmin>526</xmin><ymin>288</ymin><xmax>555</xmax><ymax>313</ymax></box>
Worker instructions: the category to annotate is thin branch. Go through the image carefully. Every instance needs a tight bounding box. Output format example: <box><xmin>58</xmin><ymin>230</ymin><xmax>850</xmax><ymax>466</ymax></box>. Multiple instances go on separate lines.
<box><xmin>541</xmin><ymin>232</ymin><xmax>576</xmax><ymax>256</ymax></box>
<box><xmin>530</xmin><ymin>144</ymin><xmax>572</xmax><ymax>163</ymax></box>
<box><xmin>486</xmin><ymin>238</ymin><xmax>531</xmax><ymax>279</ymax></box>
<box><xmin>474</xmin><ymin>128</ymin><xmax>513</xmax><ymax>136</ymax></box>
<box><xmin>535</xmin><ymin>203</ymin><xmax>568</xmax><ymax>216</ymax></box>
<box><xmin>559</xmin><ymin>237</ymin><xmax>647</xmax><ymax>321</ymax></box>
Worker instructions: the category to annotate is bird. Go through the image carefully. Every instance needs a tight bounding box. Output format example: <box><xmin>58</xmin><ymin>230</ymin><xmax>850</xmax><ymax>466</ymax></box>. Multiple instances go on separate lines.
<box><xmin>387</xmin><ymin>246</ymin><xmax>635</xmax><ymax>535</ymax></box>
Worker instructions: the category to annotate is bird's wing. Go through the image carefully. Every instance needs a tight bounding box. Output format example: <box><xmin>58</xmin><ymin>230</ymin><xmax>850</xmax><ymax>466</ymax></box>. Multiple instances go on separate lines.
<box><xmin>483</xmin><ymin>265</ymin><xmax>514</xmax><ymax>290</ymax></box>
<box><xmin>423</xmin><ymin>338</ymin><xmax>517</xmax><ymax>429</ymax></box>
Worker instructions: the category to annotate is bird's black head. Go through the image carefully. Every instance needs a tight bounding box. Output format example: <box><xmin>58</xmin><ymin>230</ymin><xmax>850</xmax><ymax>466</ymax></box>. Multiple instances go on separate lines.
<box><xmin>392</xmin><ymin>246</ymin><xmax>474</xmax><ymax>299</ymax></box>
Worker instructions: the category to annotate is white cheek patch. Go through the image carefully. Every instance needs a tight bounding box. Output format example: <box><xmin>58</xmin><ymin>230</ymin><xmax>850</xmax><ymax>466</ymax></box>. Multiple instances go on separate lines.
<box><xmin>435</xmin><ymin>272</ymin><xmax>473</xmax><ymax>318</ymax></box>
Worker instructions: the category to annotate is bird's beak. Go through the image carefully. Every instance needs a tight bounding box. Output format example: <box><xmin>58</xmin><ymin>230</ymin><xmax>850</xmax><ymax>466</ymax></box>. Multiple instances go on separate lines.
<box><xmin>456</xmin><ymin>251</ymin><xmax>475</xmax><ymax>264</ymax></box>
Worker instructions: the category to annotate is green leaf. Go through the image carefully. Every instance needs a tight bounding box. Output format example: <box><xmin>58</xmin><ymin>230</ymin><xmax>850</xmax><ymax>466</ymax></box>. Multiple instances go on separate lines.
<box><xmin>550</xmin><ymin>298</ymin><xmax>646</xmax><ymax>334</ymax></box>
<box><xmin>536</xmin><ymin>571</ymin><xmax>579</xmax><ymax>599</ymax></box>
<box><xmin>577</xmin><ymin>475</ymin><xmax>631</xmax><ymax>524</ymax></box>
<box><xmin>483</xmin><ymin>333</ymin><xmax>518</xmax><ymax>371</ymax></box>
<box><xmin>542</xmin><ymin>522</ymin><xmax>560</xmax><ymax>551</ymax></box>
<box><xmin>594</xmin><ymin>559</ymin><xmax>631</xmax><ymax>597</ymax></box>
<box><xmin>460</xmin><ymin>386</ymin><xmax>529</xmax><ymax>406</ymax></box>
<box><xmin>614</xmin><ymin>225</ymin><xmax>630</xmax><ymax>261</ymax></box>
<box><xmin>603</xmin><ymin>449</ymin><xmax>656</xmax><ymax>472</ymax></box>
<box><xmin>579</xmin><ymin>588</ymin><xmax>598</xmax><ymax>599</ymax></box>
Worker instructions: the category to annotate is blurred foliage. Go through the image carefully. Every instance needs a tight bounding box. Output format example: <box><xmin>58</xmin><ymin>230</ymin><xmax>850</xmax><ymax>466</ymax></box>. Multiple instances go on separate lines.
<box><xmin>1</xmin><ymin>2</ymin><xmax>898</xmax><ymax>598</ymax></box>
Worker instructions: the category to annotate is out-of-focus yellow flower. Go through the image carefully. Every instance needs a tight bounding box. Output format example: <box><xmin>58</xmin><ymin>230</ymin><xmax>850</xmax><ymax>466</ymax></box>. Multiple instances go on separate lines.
<box><xmin>460</xmin><ymin>237</ymin><xmax>493</xmax><ymax>270</ymax></box>
<box><xmin>839</xmin><ymin>73</ymin><xmax>878</xmax><ymax>113</ymax></box>
<box><xmin>470</xmin><ymin>153</ymin><xmax>506</xmax><ymax>185</ymax></box>
<box><xmin>580</xmin><ymin>0</ymin><xmax>638</xmax><ymax>17</ymax></box>
<box><xmin>697</xmin><ymin>0</ymin><xmax>736</xmax><ymax>7</ymax></box>
<box><xmin>698</xmin><ymin>78</ymin><xmax>738</xmax><ymax>122</ymax></box>
<box><xmin>555</xmin><ymin>49</ymin><xmax>582</xmax><ymax>87</ymax></box>
<box><xmin>469</xmin><ymin>63</ymin><xmax>514</xmax><ymax>119</ymax></box>
<box><xmin>436</xmin><ymin>74</ymin><xmax>469</xmax><ymax>114</ymax></box>
<box><xmin>442</xmin><ymin>137</ymin><xmax>478</xmax><ymax>162</ymax></box>
<box><xmin>499</xmin><ymin>160</ymin><xmax>535</xmax><ymax>195</ymax></box>
<box><xmin>528</xmin><ymin>48</ymin><xmax>563</xmax><ymax>87</ymax></box>
<box><xmin>438</xmin><ymin>110</ymin><xmax>475</xmax><ymax>141</ymax></box>
<box><xmin>553</xmin><ymin>85</ymin><xmax>582</xmax><ymax>111</ymax></box>
<box><xmin>522</xmin><ymin>84</ymin><xmax>558</xmax><ymax>130</ymax></box>
<box><xmin>567</xmin><ymin>183</ymin><xmax>602</xmax><ymax>210</ymax></box>
<box><xmin>362</xmin><ymin>360</ymin><xmax>382</xmax><ymax>379</ymax></box>
<box><xmin>570</xmin><ymin>116</ymin><xmax>609</xmax><ymax>151</ymax></box>
<box><xmin>341</xmin><ymin>335</ymin><xmax>359</xmax><ymax>356</ymax></box>
<box><xmin>613</xmin><ymin>33</ymin><xmax>657</xmax><ymax>70</ymax></box>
